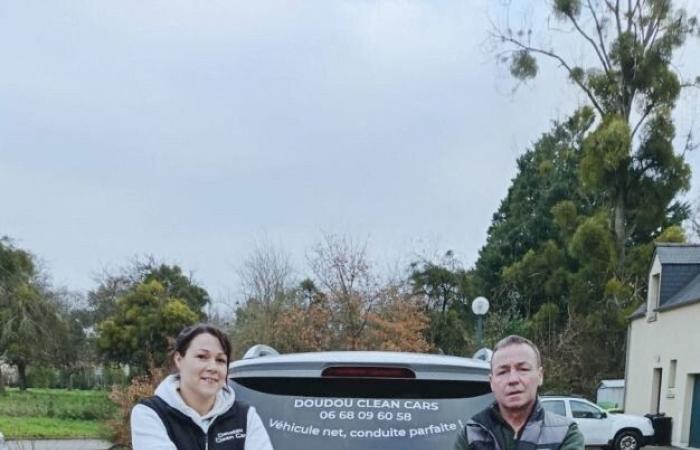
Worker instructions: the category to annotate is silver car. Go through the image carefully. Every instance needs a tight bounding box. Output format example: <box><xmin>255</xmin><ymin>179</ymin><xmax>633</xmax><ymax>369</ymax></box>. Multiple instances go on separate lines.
<box><xmin>228</xmin><ymin>345</ymin><xmax>493</xmax><ymax>450</ymax></box>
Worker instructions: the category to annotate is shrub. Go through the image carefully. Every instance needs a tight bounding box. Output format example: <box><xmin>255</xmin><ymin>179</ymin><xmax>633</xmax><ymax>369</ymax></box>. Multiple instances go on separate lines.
<box><xmin>27</xmin><ymin>367</ymin><xmax>57</xmax><ymax>389</ymax></box>
<box><xmin>100</xmin><ymin>366</ymin><xmax>129</xmax><ymax>388</ymax></box>
<box><xmin>107</xmin><ymin>368</ymin><xmax>165</xmax><ymax>448</ymax></box>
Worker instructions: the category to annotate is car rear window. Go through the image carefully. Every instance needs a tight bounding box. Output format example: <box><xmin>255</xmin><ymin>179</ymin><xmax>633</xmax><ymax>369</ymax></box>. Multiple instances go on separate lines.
<box><xmin>231</xmin><ymin>377</ymin><xmax>493</xmax><ymax>450</ymax></box>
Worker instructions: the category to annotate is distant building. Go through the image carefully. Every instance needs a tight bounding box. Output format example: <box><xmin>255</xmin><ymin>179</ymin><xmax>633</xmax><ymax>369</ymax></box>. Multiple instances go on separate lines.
<box><xmin>0</xmin><ymin>361</ymin><xmax>18</xmax><ymax>386</ymax></box>
<box><xmin>597</xmin><ymin>379</ymin><xmax>624</xmax><ymax>409</ymax></box>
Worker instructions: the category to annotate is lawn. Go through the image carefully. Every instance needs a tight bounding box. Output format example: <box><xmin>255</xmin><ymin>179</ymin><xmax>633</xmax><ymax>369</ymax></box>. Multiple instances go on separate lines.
<box><xmin>0</xmin><ymin>388</ymin><xmax>116</xmax><ymax>439</ymax></box>
<box><xmin>0</xmin><ymin>416</ymin><xmax>108</xmax><ymax>439</ymax></box>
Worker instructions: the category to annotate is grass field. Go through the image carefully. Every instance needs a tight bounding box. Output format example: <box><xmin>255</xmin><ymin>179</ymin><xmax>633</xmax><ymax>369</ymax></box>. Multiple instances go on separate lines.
<box><xmin>0</xmin><ymin>416</ymin><xmax>108</xmax><ymax>439</ymax></box>
<box><xmin>0</xmin><ymin>388</ymin><xmax>116</xmax><ymax>439</ymax></box>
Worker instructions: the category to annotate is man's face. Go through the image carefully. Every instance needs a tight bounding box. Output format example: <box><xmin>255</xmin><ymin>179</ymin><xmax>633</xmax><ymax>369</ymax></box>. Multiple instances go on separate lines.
<box><xmin>489</xmin><ymin>343</ymin><xmax>543</xmax><ymax>413</ymax></box>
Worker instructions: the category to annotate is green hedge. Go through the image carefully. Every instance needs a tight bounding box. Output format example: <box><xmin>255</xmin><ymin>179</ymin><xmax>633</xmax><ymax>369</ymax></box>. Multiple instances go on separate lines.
<box><xmin>21</xmin><ymin>366</ymin><xmax>128</xmax><ymax>390</ymax></box>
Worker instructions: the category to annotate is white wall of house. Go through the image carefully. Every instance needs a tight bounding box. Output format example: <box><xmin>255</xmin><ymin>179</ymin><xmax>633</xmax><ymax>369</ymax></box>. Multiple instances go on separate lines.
<box><xmin>626</xmin><ymin>299</ymin><xmax>700</xmax><ymax>446</ymax></box>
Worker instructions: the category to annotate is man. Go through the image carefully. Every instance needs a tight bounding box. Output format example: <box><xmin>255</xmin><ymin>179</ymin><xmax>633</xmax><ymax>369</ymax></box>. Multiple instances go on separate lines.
<box><xmin>453</xmin><ymin>335</ymin><xmax>584</xmax><ymax>450</ymax></box>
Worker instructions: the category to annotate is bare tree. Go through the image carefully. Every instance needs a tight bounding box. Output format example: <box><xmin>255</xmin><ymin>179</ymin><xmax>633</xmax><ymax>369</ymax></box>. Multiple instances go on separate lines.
<box><xmin>230</xmin><ymin>241</ymin><xmax>296</xmax><ymax>350</ymax></box>
<box><xmin>237</xmin><ymin>241</ymin><xmax>295</xmax><ymax>307</ymax></box>
<box><xmin>308</xmin><ymin>234</ymin><xmax>379</xmax><ymax>350</ymax></box>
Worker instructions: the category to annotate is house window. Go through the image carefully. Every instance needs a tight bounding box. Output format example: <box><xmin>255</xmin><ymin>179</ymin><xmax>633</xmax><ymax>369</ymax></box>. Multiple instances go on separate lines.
<box><xmin>647</xmin><ymin>273</ymin><xmax>660</xmax><ymax>322</ymax></box>
<box><xmin>668</xmin><ymin>359</ymin><xmax>677</xmax><ymax>388</ymax></box>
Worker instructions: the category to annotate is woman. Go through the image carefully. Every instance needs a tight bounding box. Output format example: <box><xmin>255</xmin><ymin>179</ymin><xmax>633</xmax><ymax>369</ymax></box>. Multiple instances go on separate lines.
<box><xmin>131</xmin><ymin>324</ymin><xmax>273</xmax><ymax>450</ymax></box>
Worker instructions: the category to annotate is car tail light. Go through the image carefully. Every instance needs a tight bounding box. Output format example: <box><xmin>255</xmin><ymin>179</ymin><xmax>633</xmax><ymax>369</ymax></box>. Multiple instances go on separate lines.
<box><xmin>322</xmin><ymin>366</ymin><xmax>416</xmax><ymax>378</ymax></box>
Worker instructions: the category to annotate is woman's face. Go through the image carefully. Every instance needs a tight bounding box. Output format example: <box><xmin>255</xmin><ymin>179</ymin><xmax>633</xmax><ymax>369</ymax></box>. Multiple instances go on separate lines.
<box><xmin>174</xmin><ymin>332</ymin><xmax>228</xmax><ymax>402</ymax></box>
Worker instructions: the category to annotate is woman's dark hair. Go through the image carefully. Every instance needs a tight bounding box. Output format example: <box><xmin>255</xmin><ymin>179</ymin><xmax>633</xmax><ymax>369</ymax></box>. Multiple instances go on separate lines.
<box><xmin>169</xmin><ymin>323</ymin><xmax>232</xmax><ymax>373</ymax></box>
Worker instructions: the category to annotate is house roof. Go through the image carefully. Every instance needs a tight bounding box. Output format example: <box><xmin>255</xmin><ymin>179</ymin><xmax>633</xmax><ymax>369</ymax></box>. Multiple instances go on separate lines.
<box><xmin>629</xmin><ymin>249</ymin><xmax>700</xmax><ymax>319</ymax></box>
<box><xmin>655</xmin><ymin>243</ymin><xmax>700</xmax><ymax>264</ymax></box>
<box><xmin>657</xmin><ymin>271</ymin><xmax>700</xmax><ymax>312</ymax></box>
<box><xmin>598</xmin><ymin>379</ymin><xmax>624</xmax><ymax>389</ymax></box>
<box><xmin>629</xmin><ymin>280</ymin><xmax>700</xmax><ymax>317</ymax></box>
<box><xmin>630</xmin><ymin>244</ymin><xmax>700</xmax><ymax>320</ymax></box>
<box><xmin>629</xmin><ymin>303</ymin><xmax>646</xmax><ymax>319</ymax></box>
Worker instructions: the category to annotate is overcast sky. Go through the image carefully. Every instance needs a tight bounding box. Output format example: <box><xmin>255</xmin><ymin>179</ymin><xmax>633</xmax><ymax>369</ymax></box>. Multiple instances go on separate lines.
<box><xmin>2</xmin><ymin>1</ymin><xmax>699</xmax><ymax>305</ymax></box>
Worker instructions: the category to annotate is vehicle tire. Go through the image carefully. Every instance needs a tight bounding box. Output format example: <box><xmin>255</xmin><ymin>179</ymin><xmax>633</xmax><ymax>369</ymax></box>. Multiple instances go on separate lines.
<box><xmin>614</xmin><ymin>430</ymin><xmax>642</xmax><ymax>450</ymax></box>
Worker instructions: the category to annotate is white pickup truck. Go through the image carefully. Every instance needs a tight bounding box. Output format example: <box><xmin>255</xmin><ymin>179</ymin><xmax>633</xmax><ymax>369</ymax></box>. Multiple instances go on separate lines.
<box><xmin>541</xmin><ymin>396</ymin><xmax>655</xmax><ymax>450</ymax></box>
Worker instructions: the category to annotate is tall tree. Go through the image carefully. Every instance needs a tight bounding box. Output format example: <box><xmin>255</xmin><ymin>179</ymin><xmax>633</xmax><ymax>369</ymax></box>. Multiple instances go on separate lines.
<box><xmin>0</xmin><ymin>238</ymin><xmax>56</xmax><ymax>390</ymax></box>
<box><xmin>141</xmin><ymin>263</ymin><xmax>210</xmax><ymax>318</ymax></box>
<box><xmin>483</xmin><ymin>1</ymin><xmax>698</xmax><ymax>394</ymax></box>
<box><xmin>472</xmin><ymin>107</ymin><xmax>692</xmax><ymax>393</ymax></box>
<box><xmin>47</xmin><ymin>290</ymin><xmax>95</xmax><ymax>389</ymax></box>
<box><xmin>475</xmin><ymin>109</ymin><xmax>596</xmax><ymax>305</ymax></box>
<box><xmin>409</xmin><ymin>250</ymin><xmax>478</xmax><ymax>355</ymax></box>
<box><xmin>496</xmin><ymin>0</ymin><xmax>696</xmax><ymax>268</ymax></box>
<box><xmin>97</xmin><ymin>280</ymin><xmax>199</xmax><ymax>373</ymax></box>
<box><xmin>88</xmin><ymin>258</ymin><xmax>210</xmax><ymax>326</ymax></box>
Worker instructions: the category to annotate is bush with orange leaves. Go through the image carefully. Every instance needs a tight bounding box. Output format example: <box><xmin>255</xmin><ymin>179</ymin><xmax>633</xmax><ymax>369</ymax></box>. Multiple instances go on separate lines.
<box><xmin>232</xmin><ymin>281</ymin><xmax>432</xmax><ymax>355</ymax></box>
<box><xmin>230</xmin><ymin>234</ymin><xmax>433</xmax><ymax>356</ymax></box>
<box><xmin>363</xmin><ymin>287</ymin><xmax>431</xmax><ymax>353</ymax></box>
<box><xmin>107</xmin><ymin>368</ymin><xmax>166</xmax><ymax>449</ymax></box>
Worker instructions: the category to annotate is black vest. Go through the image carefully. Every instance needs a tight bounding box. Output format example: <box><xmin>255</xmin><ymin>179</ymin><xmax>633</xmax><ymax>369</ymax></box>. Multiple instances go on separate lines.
<box><xmin>139</xmin><ymin>396</ymin><xmax>250</xmax><ymax>450</ymax></box>
<box><xmin>466</xmin><ymin>403</ymin><xmax>573</xmax><ymax>450</ymax></box>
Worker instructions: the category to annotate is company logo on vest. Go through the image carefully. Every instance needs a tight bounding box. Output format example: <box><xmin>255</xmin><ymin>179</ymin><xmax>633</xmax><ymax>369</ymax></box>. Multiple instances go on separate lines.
<box><xmin>216</xmin><ymin>428</ymin><xmax>246</xmax><ymax>443</ymax></box>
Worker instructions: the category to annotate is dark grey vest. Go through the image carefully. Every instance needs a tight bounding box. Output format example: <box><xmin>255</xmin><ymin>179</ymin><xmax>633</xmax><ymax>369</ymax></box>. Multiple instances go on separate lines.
<box><xmin>466</xmin><ymin>403</ymin><xmax>573</xmax><ymax>450</ymax></box>
<box><xmin>139</xmin><ymin>396</ymin><xmax>250</xmax><ymax>450</ymax></box>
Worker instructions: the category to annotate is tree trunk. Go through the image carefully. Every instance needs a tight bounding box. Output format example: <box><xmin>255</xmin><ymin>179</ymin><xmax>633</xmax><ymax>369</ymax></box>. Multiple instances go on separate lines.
<box><xmin>17</xmin><ymin>361</ymin><xmax>27</xmax><ymax>391</ymax></box>
<box><xmin>614</xmin><ymin>192</ymin><xmax>626</xmax><ymax>270</ymax></box>
<box><xmin>0</xmin><ymin>365</ymin><xmax>5</xmax><ymax>394</ymax></box>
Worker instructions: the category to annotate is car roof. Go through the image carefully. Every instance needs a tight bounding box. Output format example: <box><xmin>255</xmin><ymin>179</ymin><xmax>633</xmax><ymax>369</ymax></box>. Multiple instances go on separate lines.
<box><xmin>541</xmin><ymin>395</ymin><xmax>592</xmax><ymax>402</ymax></box>
<box><xmin>229</xmin><ymin>350</ymin><xmax>490</xmax><ymax>381</ymax></box>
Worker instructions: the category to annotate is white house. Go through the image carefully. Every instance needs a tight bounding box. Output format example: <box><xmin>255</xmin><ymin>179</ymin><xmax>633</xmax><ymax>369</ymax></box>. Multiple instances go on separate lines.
<box><xmin>625</xmin><ymin>243</ymin><xmax>700</xmax><ymax>448</ymax></box>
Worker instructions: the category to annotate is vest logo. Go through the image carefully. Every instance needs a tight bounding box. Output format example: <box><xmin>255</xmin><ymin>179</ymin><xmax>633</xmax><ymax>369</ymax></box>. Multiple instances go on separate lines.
<box><xmin>215</xmin><ymin>428</ymin><xmax>246</xmax><ymax>443</ymax></box>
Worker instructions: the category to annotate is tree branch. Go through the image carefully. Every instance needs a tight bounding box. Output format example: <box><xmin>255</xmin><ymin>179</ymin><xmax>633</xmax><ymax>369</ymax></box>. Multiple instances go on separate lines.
<box><xmin>641</xmin><ymin>2</ymin><xmax>662</xmax><ymax>51</ymax></box>
<box><xmin>645</xmin><ymin>22</ymin><xmax>662</xmax><ymax>55</ymax></box>
<box><xmin>681</xmin><ymin>130</ymin><xmax>697</xmax><ymax>157</ymax></box>
<box><xmin>629</xmin><ymin>0</ymin><xmax>642</xmax><ymax>33</ymax></box>
<box><xmin>631</xmin><ymin>102</ymin><xmax>656</xmax><ymax>138</ymax></box>
<box><xmin>605</xmin><ymin>0</ymin><xmax>623</xmax><ymax>36</ymax></box>
<box><xmin>603</xmin><ymin>0</ymin><xmax>625</xmax><ymax>43</ymax></box>
<box><xmin>496</xmin><ymin>33</ymin><xmax>606</xmax><ymax>115</ymax></box>
<box><xmin>587</xmin><ymin>0</ymin><xmax>613</xmax><ymax>69</ymax></box>
<box><xmin>567</xmin><ymin>9</ymin><xmax>611</xmax><ymax>73</ymax></box>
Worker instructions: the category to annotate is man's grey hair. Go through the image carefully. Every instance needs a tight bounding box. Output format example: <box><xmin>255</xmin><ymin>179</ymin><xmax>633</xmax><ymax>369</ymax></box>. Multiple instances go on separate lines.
<box><xmin>491</xmin><ymin>335</ymin><xmax>542</xmax><ymax>369</ymax></box>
